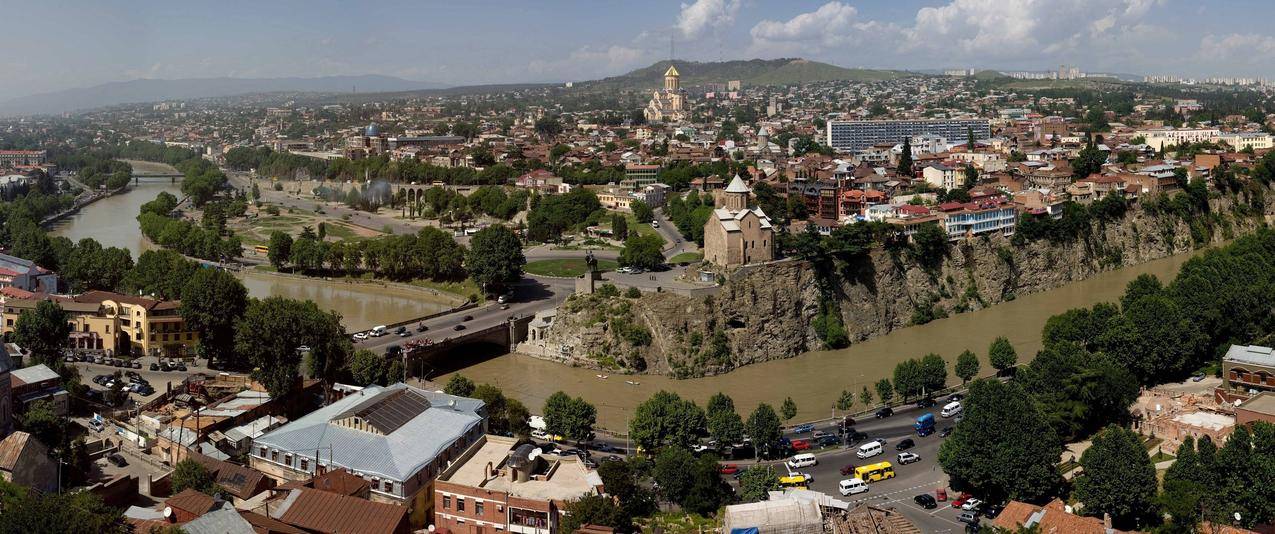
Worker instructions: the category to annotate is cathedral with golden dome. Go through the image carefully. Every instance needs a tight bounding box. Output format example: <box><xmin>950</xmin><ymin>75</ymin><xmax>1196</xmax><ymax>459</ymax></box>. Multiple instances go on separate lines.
<box><xmin>643</xmin><ymin>65</ymin><xmax>687</xmax><ymax>123</ymax></box>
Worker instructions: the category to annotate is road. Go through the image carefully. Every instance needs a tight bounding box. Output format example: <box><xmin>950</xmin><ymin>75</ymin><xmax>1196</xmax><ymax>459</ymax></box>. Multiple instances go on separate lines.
<box><xmin>652</xmin><ymin>208</ymin><xmax>696</xmax><ymax>259</ymax></box>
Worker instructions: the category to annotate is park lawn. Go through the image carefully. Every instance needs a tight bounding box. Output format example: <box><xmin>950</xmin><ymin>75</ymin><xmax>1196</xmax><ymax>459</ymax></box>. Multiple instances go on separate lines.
<box><xmin>667</xmin><ymin>252</ymin><xmax>703</xmax><ymax>264</ymax></box>
<box><xmin>525</xmin><ymin>258</ymin><xmax>619</xmax><ymax>277</ymax></box>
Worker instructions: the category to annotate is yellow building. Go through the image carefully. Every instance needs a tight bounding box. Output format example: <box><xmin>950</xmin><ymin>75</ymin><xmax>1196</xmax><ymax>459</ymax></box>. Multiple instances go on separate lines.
<box><xmin>4</xmin><ymin>292</ymin><xmax>198</xmax><ymax>357</ymax></box>
<box><xmin>644</xmin><ymin>65</ymin><xmax>688</xmax><ymax>123</ymax></box>
<box><xmin>2</xmin><ymin>298</ymin><xmax>116</xmax><ymax>351</ymax></box>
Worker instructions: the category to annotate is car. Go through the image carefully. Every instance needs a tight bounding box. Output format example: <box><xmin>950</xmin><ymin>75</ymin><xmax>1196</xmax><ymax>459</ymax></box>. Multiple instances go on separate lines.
<box><xmin>957</xmin><ymin>511</ymin><xmax>979</xmax><ymax>525</ymax></box>
<box><xmin>839</xmin><ymin>463</ymin><xmax>857</xmax><ymax>476</ymax></box>
<box><xmin>790</xmin><ymin>439</ymin><xmax>811</xmax><ymax>451</ymax></box>
<box><xmin>107</xmin><ymin>453</ymin><xmax>128</xmax><ymax>467</ymax></box>
<box><xmin>948</xmin><ymin>393</ymin><xmax>964</xmax><ymax>402</ymax></box>
<box><xmin>462</xmin><ymin>315</ymin><xmax>474</xmax><ymax>322</ymax></box>
<box><xmin>136</xmin><ymin>385</ymin><xmax>155</xmax><ymax>396</ymax></box>
<box><xmin>176</xmin><ymin>364</ymin><xmax>187</xmax><ymax>372</ymax></box>
<box><xmin>977</xmin><ymin>502</ymin><xmax>1004</xmax><ymax>518</ymax></box>
<box><xmin>841</xmin><ymin>416</ymin><xmax>856</xmax><ymax>428</ymax></box>
<box><xmin>719</xmin><ymin>464</ymin><xmax>740</xmax><ymax>475</ymax></box>
<box><xmin>898</xmin><ymin>452</ymin><xmax>921</xmax><ymax>464</ymax></box>
<box><xmin>792</xmin><ymin>423</ymin><xmax>815</xmax><ymax>434</ymax></box>
<box><xmin>951</xmin><ymin>492</ymin><xmax>972</xmax><ymax>508</ymax></box>
<box><xmin>846</xmin><ymin>430</ymin><xmax>869</xmax><ymax>444</ymax></box>
<box><xmin>126</xmin><ymin>371</ymin><xmax>140</xmax><ymax>379</ymax></box>
<box><xmin>914</xmin><ymin>494</ymin><xmax>938</xmax><ymax>509</ymax></box>
<box><xmin>962</xmin><ymin>498</ymin><xmax>984</xmax><ymax>511</ymax></box>
<box><xmin>816</xmin><ymin>434</ymin><xmax>840</xmax><ymax>447</ymax></box>
<box><xmin>353</xmin><ymin>332</ymin><xmax>369</xmax><ymax>340</ymax></box>
<box><xmin>1191</xmin><ymin>372</ymin><xmax>1206</xmax><ymax>382</ymax></box>
<box><xmin>149</xmin><ymin>363</ymin><xmax>159</xmax><ymax>371</ymax></box>
<box><xmin>812</xmin><ymin>430</ymin><xmax>832</xmax><ymax>440</ymax></box>
<box><xmin>416</xmin><ymin>323</ymin><xmax>429</xmax><ymax>332</ymax></box>
<box><xmin>935</xmin><ymin>488</ymin><xmax>948</xmax><ymax>502</ymax></box>
<box><xmin>497</xmin><ymin>294</ymin><xmax>510</xmax><ymax>304</ymax></box>
<box><xmin>651</xmin><ymin>221</ymin><xmax>660</xmax><ymax>228</ymax></box>
<box><xmin>394</xmin><ymin>326</ymin><xmax>407</xmax><ymax>335</ymax></box>
<box><xmin>500</xmin><ymin>303</ymin><xmax>510</xmax><ymax>310</ymax></box>
<box><xmin>940</xmin><ymin>426</ymin><xmax>954</xmax><ymax>437</ymax></box>
<box><xmin>875</xmin><ymin>407</ymin><xmax>893</xmax><ymax>418</ymax></box>
<box><xmin>88</xmin><ymin>419</ymin><xmax>104</xmax><ymax>432</ymax></box>
<box><xmin>398</xmin><ymin>330</ymin><xmax>411</xmax><ymax>337</ymax></box>
<box><xmin>604</xmin><ymin>455</ymin><xmax>622</xmax><ymax>462</ymax></box>
<box><xmin>453</xmin><ymin>324</ymin><xmax>466</xmax><ymax>331</ymax></box>
<box><xmin>917</xmin><ymin>397</ymin><xmax>936</xmax><ymax>408</ymax></box>
<box><xmin>896</xmin><ymin>438</ymin><xmax>915</xmax><ymax>451</ymax></box>
<box><xmin>582</xmin><ymin>458</ymin><xmax>598</xmax><ymax>469</ymax></box>
<box><xmin>131</xmin><ymin>360</ymin><xmax>141</xmax><ymax>369</ymax></box>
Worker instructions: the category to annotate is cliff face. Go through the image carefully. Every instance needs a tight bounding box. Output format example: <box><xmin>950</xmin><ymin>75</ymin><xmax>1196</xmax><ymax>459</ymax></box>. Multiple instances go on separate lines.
<box><xmin>539</xmin><ymin>191</ymin><xmax>1275</xmax><ymax>378</ymax></box>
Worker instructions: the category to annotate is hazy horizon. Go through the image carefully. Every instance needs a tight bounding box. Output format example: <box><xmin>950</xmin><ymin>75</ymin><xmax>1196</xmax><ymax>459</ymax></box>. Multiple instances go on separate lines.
<box><xmin>5</xmin><ymin>0</ymin><xmax>1275</xmax><ymax>102</ymax></box>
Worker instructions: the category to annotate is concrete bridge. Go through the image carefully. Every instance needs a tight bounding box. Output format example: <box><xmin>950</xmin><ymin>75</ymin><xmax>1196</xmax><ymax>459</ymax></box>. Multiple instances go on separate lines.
<box><xmin>401</xmin><ymin>315</ymin><xmax>533</xmax><ymax>379</ymax></box>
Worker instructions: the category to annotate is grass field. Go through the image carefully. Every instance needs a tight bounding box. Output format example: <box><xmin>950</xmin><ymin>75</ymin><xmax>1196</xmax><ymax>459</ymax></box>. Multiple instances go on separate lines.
<box><xmin>667</xmin><ymin>252</ymin><xmax>703</xmax><ymax>264</ymax></box>
<box><xmin>525</xmin><ymin>258</ymin><xmax>619</xmax><ymax>277</ymax></box>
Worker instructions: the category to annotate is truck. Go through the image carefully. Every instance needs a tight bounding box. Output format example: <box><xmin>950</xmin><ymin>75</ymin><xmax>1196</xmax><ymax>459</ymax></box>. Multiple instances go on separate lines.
<box><xmin>915</xmin><ymin>413</ymin><xmax>935</xmax><ymax>436</ymax></box>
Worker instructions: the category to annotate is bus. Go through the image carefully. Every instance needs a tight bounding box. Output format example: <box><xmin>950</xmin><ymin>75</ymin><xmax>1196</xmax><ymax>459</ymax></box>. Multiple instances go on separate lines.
<box><xmin>854</xmin><ymin>461</ymin><xmax>896</xmax><ymax>483</ymax></box>
<box><xmin>253</xmin><ymin>245</ymin><xmax>269</xmax><ymax>256</ymax></box>
<box><xmin>778</xmin><ymin>474</ymin><xmax>809</xmax><ymax>489</ymax></box>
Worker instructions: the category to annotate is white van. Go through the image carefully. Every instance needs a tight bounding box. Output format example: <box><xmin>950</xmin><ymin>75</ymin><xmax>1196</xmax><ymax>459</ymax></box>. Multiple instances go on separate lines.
<box><xmin>371</xmin><ymin>325</ymin><xmax>388</xmax><ymax>337</ymax></box>
<box><xmin>856</xmin><ymin>441</ymin><xmax>883</xmax><ymax>459</ymax></box>
<box><xmin>941</xmin><ymin>401</ymin><xmax>962</xmax><ymax>418</ymax></box>
<box><xmin>839</xmin><ymin>478</ymin><xmax>869</xmax><ymax>496</ymax></box>
<box><xmin>786</xmin><ymin>453</ymin><xmax>817</xmax><ymax>470</ymax></box>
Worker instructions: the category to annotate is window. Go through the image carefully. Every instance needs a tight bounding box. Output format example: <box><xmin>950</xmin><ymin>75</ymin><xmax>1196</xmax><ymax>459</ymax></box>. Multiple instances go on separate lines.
<box><xmin>271</xmin><ymin>450</ymin><xmax>278</xmax><ymax>462</ymax></box>
<box><xmin>284</xmin><ymin>454</ymin><xmax>292</xmax><ymax>465</ymax></box>
<box><xmin>300</xmin><ymin>459</ymin><xmax>308</xmax><ymax>471</ymax></box>
<box><xmin>260</xmin><ymin>447</ymin><xmax>267</xmax><ymax>457</ymax></box>
<box><xmin>442</xmin><ymin>495</ymin><xmax>451</xmax><ymax>509</ymax></box>
<box><xmin>475</xmin><ymin>501</ymin><xmax>484</xmax><ymax>515</ymax></box>
<box><xmin>457</xmin><ymin>497</ymin><xmax>465</xmax><ymax>512</ymax></box>
<box><xmin>384</xmin><ymin>481</ymin><xmax>393</xmax><ymax>493</ymax></box>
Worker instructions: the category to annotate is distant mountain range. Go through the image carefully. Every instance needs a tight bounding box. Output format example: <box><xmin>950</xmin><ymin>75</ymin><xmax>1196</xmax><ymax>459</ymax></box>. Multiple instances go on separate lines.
<box><xmin>581</xmin><ymin>58</ymin><xmax>912</xmax><ymax>90</ymax></box>
<box><xmin>0</xmin><ymin>75</ymin><xmax>446</xmax><ymax>117</ymax></box>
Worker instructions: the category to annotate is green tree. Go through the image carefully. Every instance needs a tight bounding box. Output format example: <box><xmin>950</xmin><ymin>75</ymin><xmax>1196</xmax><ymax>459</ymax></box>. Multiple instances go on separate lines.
<box><xmin>738</xmin><ymin>465</ymin><xmax>780</xmax><ymax>502</ymax></box>
<box><xmin>859</xmin><ymin>386</ymin><xmax>873</xmax><ymax>406</ymax></box>
<box><xmin>465</xmin><ymin>225</ymin><xmax>525</xmax><ymax>294</ymax></box>
<box><xmin>618</xmin><ymin>234</ymin><xmax>664</xmax><ymax>270</ymax></box>
<box><xmin>628</xmin><ymin>390</ymin><xmax>706</xmax><ymax>451</ymax></box>
<box><xmin>444</xmin><ymin>374</ymin><xmax>476</xmax><ymax>397</ymax></box>
<box><xmin>349</xmin><ymin>349</ymin><xmax>399</xmax><ymax>386</ymax></box>
<box><xmin>780</xmin><ymin>396</ymin><xmax>797</xmax><ymax>421</ymax></box>
<box><xmin>836</xmin><ymin>389</ymin><xmax>855</xmax><ymax>411</ymax></box>
<box><xmin>559</xmin><ymin>494</ymin><xmax>631</xmax><ymax>533</ymax></box>
<box><xmin>1072</xmin><ymin>133</ymin><xmax>1108</xmax><ymax>178</ymax></box>
<box><xmin>180</xmin><ymin>268</ymin><xmax>248</xmax><ymax>367</ymax></box>
<box><xmin>911</xmin><ymin>222</ymin><xmax>948</xmax><ymax>269</ymax></box>
<box><xmin>597</xmin><ymin>458</ymin><xmax>655</xmax><ymax>519</ymax></box>
<box><xmin>897</xmin><ymin>137</ymin><xmax>914</xmax><ymax>176</ymax></box>
<box><xmin>233</xmin><ymin>296</ymin><xmax>351</xmax><ymax>397</ymax></box>
<box><xmin>1073</xmin><ymin>426</ymin><xmax>1157</xmax><ymax>529</ymax></box>
<box><xmin>963</xmin><ymin>164</ymin><xmax>978</xmax><ymax>190</ymax></box>
<box><xmin>745</xmin><ymin>403</ymin><xmax>782</xmax><ymax>455</ymax></box>
<box><xmin>123</xmin><ymin>249</ymin><xmax>198</xmax><ymax>300</ymax></box>
<box><xmin>0</xmin><ymin>484</ymin><xmax>129</xmax><ymax>534</ymax></box>
<box><xmin>893</xmin><ymin>359</ymin><xmax>923</xmax><ymax>400</ymax></box>
<box><xmin>954</xmin><ymin>350</ymin><xmax>980</xmax><ymax>383</ymax></box>
<box><xmin>938</xmin><ymin>379</ymin><xmax>1061</xmax><ymax>503</ymax></box>
<box><xmin>652</xmin><ymin>448</ymin><xmax>731</xmax><ymax>515</ymax></box>
<box><xmin>919</xmin><ymin>353</ymin><xmax>948</xmax><ymax>394</ymax></box>
<box><xmin>988</xmin><ymin>336</ymin><xmax>1018</xmax><ymax>374</ymax></box>
<box><xmin>13</xmin><ymin>300</ymin><xmax>71</xmax><ymax>365</ymax></box>
<box><xmin>631</xmin><ymin>200</ymin><xmax>654</xmax><ymax>223</ymax></box>
<box><xmin>543</xmin><ymin>391</ymin><xmax>597</xmax><ymax>444</ymax></box>
<box><xmin>611</xmin><ymin>213</ymin><xmax>629</xmax><ymax>241</ymax></box>
<box><xmin>267</xmin><ymin>231</ymin><xmax>292</xmax><ymax>270</ymax></box>
<box><xmin>170</xmin><ymin>458</ymin><xmax>218</xmax><ymax>494</ymax></box>
<box><xmin>707</xmin><ymin>408</ymin><xmax>744</xmax><ymax>447</ymax></box>
<box><xmin>875</xmin><ymin>378</ymin><xmax>894</xmax><ymax>405</ymax></box>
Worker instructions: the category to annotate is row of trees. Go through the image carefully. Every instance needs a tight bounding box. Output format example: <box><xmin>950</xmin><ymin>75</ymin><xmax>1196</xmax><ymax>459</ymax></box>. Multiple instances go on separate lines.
<box><xmin>267</xmin><ymin>226</ymin><xmax>467</xmax><ymax>281</ymax></box>
<box><xmin>526</xmin><ymin>188</ymin><xmax>603</xmax><ymax>242</ymax></box>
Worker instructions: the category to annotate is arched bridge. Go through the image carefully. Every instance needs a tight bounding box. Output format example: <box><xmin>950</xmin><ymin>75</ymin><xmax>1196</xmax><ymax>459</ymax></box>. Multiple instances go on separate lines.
<box><xmin>401</xmin><ymin>315</ymin><xmax>533</xmax><ymax>379</ymax></box>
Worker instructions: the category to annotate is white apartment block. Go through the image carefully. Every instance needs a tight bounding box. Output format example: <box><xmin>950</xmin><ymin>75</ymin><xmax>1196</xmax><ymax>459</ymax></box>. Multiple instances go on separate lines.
<box><xmin>1136</xmin><ymin>128</ymin><xmax>1221</xmax><ymax>151</ymax></box>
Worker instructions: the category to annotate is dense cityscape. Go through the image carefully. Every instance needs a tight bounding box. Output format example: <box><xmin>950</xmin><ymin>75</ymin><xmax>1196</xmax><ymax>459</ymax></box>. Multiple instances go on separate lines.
<box><xmin>6</xmin><ymin>2</ymin><xmax>1275</xmax><ymax>534</ymax></box>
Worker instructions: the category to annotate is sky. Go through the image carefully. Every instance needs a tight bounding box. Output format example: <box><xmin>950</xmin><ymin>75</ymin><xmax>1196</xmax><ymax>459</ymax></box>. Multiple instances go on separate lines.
<box><xmin>4</xmin><ymin>0</ymin><xmax>1275</xmax><ymax>101</ymax></box>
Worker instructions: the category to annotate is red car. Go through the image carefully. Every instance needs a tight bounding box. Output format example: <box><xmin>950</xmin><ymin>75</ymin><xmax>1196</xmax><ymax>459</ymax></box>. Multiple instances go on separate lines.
<box><xmin>935</xmin><ymin>488</ymin><xmax>948</xmax><ymax>502</ymax></box>
<box><xmin>719</xmin><ymin>464</ymin><xmax>740</xmax><ymax>475</ymax></box>
<box><xmin>839</xmin><ymin>464</ymin><xmax>857</xmax><ymax>476</ymax></box>
<box><xmin>951</xmin><ymin>492</ymin><xmax>972</xmax><ymax>508</ymax></box>
<box><xmin>791</xmin><ymin>439</ymin><xmax>811</xmax><ymax>451</ymax></box>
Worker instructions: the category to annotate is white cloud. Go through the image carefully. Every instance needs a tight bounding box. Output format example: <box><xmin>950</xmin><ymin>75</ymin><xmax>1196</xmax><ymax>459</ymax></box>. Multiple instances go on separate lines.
<box><xmin>677</xmin><ymin>0</ymin><xmax>741</xmax><ymax>40</ymax></box>
<box><xmin>748</xmin><ymin>2</ymin><xmax>901</xmax><ymax>57</ymax></box>
<box><xmin>1198</xmin><ymin>33</ymin><xmax>1275</xmax><ymax>63</ymax></box>
<box><xmin>527</xmin><ymin>45</ymin><xmax>652</xmax><ymax>81</ymax></box>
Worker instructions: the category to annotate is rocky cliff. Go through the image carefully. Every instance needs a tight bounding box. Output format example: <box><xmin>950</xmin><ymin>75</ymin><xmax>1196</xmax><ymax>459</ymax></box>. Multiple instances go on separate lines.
<box><xmin>538</xmin><ymin>188</ymin><xmax>1275</xmax><ymax>378</ymax></box>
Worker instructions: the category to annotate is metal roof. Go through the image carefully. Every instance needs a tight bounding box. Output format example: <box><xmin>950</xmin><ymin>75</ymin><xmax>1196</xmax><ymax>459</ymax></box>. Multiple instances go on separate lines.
<box><xmin>253</xmin><ymin>383</ymin><xmax>484</xmax><ymax>482</ymax></box>
<box><xmin>1225</xmin><ymin>344</ymin><xmax>1275</xmax><ymax>368</ymax></box>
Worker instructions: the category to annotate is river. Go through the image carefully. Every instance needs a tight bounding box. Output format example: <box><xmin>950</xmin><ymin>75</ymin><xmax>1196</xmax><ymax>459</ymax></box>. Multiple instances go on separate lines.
<box><xmin>454</xmin><ymin>248</ymin><xmax>1203</xmax><ymax>431</ymax></box>
<box><xmin>47</xmin><ymin>180</ymin><xmax>452</xmax><ymax>331</ymax></box>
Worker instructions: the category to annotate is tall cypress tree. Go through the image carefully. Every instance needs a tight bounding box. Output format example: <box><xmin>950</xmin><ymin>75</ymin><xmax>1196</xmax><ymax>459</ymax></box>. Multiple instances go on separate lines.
<box><xmin>897</xmin><ymin>137</ymin><xmax>914</xmax><ymax>176</ymax></box>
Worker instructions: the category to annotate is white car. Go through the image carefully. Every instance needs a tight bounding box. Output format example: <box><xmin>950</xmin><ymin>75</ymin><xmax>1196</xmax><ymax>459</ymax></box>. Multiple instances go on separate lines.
<box><xmin>353</xmin><ymin>332</ymin><xmax>368</xmax><ymax>341</ymax></box>
<box><xmin>962</xmin><ymin>498</ymin><xmax>983</xmax><ymax>511</ymax></box>
<box><xmin>897</xmin><ymin>452</ymin><xmax>921</xmax><ymax>464</ymax></box>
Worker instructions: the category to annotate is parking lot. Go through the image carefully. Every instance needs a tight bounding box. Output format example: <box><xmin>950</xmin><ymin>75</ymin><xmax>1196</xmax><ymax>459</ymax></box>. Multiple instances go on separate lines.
<box><xmin>71</xmin><ymin>354</ymin><xmax>208</xmax><ymax>405</ymax></box>
<box><xmin>729</xmin><ymin>399</ymin><xmax>993</xmax><ymax>533</ymax></box>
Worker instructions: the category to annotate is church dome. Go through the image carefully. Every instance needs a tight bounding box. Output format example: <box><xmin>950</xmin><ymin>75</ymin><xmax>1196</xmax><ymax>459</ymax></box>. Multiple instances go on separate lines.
<box><xmin>365</xmin><ymin>122</ymin><xmax>381</xmax><ymax>137</ymax></box>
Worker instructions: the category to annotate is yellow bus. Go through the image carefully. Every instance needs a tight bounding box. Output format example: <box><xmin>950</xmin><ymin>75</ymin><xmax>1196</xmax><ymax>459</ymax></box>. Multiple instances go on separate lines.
<box><xmin>778</xmin><ymin>474</ymin><xmax>809</xmax><ymax>489</ymax></box>
<box><xmin>253</xmin><ymin>245</ymin><xmax>269</xmax><ymax>256</ymax></box>
<box><xmin>854</xmin><ymin>461</ymin><xmax>896</xmax><ymax>483</ymax></box>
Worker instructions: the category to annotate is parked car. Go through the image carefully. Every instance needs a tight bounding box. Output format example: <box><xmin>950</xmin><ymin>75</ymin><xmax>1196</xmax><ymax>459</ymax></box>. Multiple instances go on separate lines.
<box><xmin>149</xmin><ymin>363</ymin><xmax>159</xmax><ymax>371</ymax></box>
<box><xmin>940</xmin><ymin>426</ymin><xmax>954</xmax><ymax>438</ymax></box>
<box><xmin>897</xmin><ymin>452</ymin><xmax>921</xmax><ymax>464</ymax></box>
<box><xmin>1191</xmin><ymin>372</ymin><xmax>1206</xmax><ymax>382</ymax></box>
<box><xmin>845</xmin><ymin>430</ymin><xmax>870</xmax><ymax>444</ymax></box>
<box><xmin>957</xmin><ymin>511</ymin><xmax>979</xmax><ymax>525</ymax></box>
<box><xmin>88</xmin><ymin>419</ymin><xmax>104</xmax><ymax>432</ymax></box>
<box><xmin>917</xmin><ymin>397</ymin><xmax>936</xmax><ymax>408</ymax></box>
<box><xmin>719</xmin><ymin>464</ymin><xmax>740</xmax><ymax>475</ymax></box>
<box><xmin>462</xmin><ymin>315</ymin><xmax>474</xmax><ymax>322</ymax></box>
<box><xmin>816</xmin><ymin>434</ymin><xmax>840</xmax><ymax>447</ymax></box>
<box><xmin>896</xmin><ymin>438</ymin><xmax>915</xmax><ymax>451</ymax></box>
<box><xmin>875</xmin><ymin>407</ymin><xmax>893</xmax><ymax>418</ymax></box>
<box><xmin>914</xmin><ymin>494</ymin><xmax>938</xmax><ymax>509</ymax></box>
<box><xmin>353</xmin><ymin>332</ymin><xmax>368</xmax><ymax>341</ymax></box>
<box><xmin>453</xmin><ymin>324</ymin><xmax>466</xmax><ymax>331</ymax></box>
<box><xmin>839</xmin><ymin>463</ymin><xmax>857</xmax><ymax>476</ymax></box>
<box><xmin>951</xmin><ymin>493</ymin><xmax>972</xmax><ymax>508</ymax></box>
<box><xmin>107</xmin><ymin>453</ymin><xmax>128</xmax><ymax>467</ymax></box>
<box><xmin>790</xmin><ymin>439</ymin><xmax>811</xmax><ymax>451</ymax></box>
<box><xmin>792</xmin><ymin>423</ymin><xmax>815</xmax><ymax>434</ymax></box>
<box><xmin>962</xmin><ymin>498</ymin><xmax>984</xmax><ymax>511</ymax></box>
<box><xmin>131</xmin><ymin>360</ymin><xmax>141</xmax><ymax>369</ymax></box>
<box><xmin>977</xmin><ymin>502</ymin><xmax>1004</xmax><ymax>518</ymax></box>
<box><xmin>948</xmin><ymin>393</ymin><xmax>964</xmax><ymax>402</ymax></box>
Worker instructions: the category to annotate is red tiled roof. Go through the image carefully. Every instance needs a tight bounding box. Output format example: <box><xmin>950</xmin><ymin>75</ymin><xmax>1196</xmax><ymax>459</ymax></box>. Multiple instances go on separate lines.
<box><xmin>166</xmin><ymin>488</ymin><xmax>216</xmax><ymax>517</ymax></box>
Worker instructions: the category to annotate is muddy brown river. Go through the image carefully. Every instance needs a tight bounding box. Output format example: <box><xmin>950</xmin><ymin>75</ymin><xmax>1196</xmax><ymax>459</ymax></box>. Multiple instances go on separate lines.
<box><xmin>454</xmin><ymin>249</ymin><xmax>1202</xmax><ymax>430</ymax></box>
<box><xmin>48</xmin><ymin>180</ymin><xmax>452</xmax><ymax>331</ymax></box>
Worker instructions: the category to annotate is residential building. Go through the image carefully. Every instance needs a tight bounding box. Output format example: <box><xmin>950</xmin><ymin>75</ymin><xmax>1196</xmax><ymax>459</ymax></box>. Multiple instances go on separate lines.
<box><xmin>2</xmin><ymin>298</ymin><xmax>116</xmax><ymax>352</ymax></box>
<box><xmin>73</xmin><ymin>290</ymin><xmax>200</xmax><ymax>357</ymax></box>
<box><xmin>1217</xmin><ymin>132</ymin><xmax>1274</xmax><ymax>151</ymax></box>
<box><xmin>937</xmin><ymin>197</ymin><xmax>1017</xmax><ymax>240</ymax></box>
<box><xmin>0</xmin><ymin>150</ymin><xmax>46</xmax><ymax>168</ymax></box>
<box><xmin>922</xmin><ymin>163</ymin><xmax>959</xmax><ymax>191</ymax></box>
<box><xmin>1223</xmin><ymin>344</ymin><xmax>1275</xmax><ymax>397</ymax></box>
<box><xmin>1236</xmin><ymin>391</ymin><xmax>1275</xmax><ymax>427</ymax></box>
<box><xmin>250</xmin><ymin>384</ymin><xmax>486</xmax><ymax>528</ymax></box>
<box><xmin>0</xmin><ymin>431</ymin><xmax>55</xmax><ymax>492</ymax></box>
<box><xmin>10</xmin><ymin>363</ymin><xmax>67</xmax><ymax>416</ymax></box>
<box><xmin>1136</xmin><ymin>127</ymin><xmax>1221</xmax><ymax>151</ymax></box>
<box><xmin>703</xmin><ymin>176</ymin><xmax>774</xmax><ymax>267</ymax></box>
<box><xmin>622</xmin><ymin>164</ymin><xmax>660</xmax><ymax>188</ymax></box>
<box><xmin>433</xmin><ymin>435</ymin><xmax>602</xmax><ymax>534</ymax></box>
<box><xmin>0</xmin><ymin>252</ymin><xmax>58</xmax><ymax>293</ymax></box>
<box><xmin>825</xmin><ymin>119</ymin><xmax>990</xmax><ymax>152</ymax></box>
<box><xmin>643</xmin><ymin>66</ymin><xmax>687</xmax><ymax>123</ymax></box>
<box><xmin>993</xmin><ymin>498</ymin><xmax>1126</xmax><ymax>533</ymax></box>
<box><xmin>787</xmin><ymin>177</ymin><xmax>842</xmax><ymax>220</ymax></box>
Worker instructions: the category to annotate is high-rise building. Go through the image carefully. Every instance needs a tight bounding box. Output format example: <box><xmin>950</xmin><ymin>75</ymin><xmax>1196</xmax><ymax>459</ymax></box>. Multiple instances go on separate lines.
<box><xmin>824</xmin><ymin>119</ymin><xmax>991</xmax><ymax>152</ymax></box>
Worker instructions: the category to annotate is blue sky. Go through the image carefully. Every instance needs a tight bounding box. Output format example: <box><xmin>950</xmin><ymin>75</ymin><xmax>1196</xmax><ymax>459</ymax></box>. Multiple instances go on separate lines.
<box><xmin>3</xmin><ymin>0</ymin><xmax>1275</xmax><ymax>100</ymax></box>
